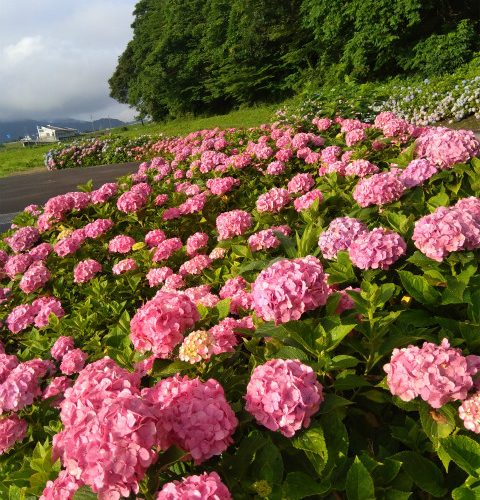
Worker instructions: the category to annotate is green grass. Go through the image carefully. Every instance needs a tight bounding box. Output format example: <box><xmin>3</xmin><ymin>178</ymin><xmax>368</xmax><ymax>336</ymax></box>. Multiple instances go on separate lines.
<box><xmin>0</xmin><ymin>104</ymin><xmax>279</xmax><ymax>178</ymax></box>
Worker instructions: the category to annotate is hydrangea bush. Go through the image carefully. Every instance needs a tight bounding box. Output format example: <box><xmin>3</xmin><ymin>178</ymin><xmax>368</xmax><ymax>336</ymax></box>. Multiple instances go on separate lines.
<box><xmin>1</xmin><ymin>111</ymin><xmax>480</xmax><ymax>498</ymax></box>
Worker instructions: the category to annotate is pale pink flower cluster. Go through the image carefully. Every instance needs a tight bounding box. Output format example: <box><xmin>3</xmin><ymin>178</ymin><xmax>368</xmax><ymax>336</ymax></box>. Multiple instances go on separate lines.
<box><xmin>156</xmin><ymin>472</ymin><xmax>232</xmax><ymax>500</ymax></box>
<box><xmin>73</xmin><ymin>259</ymin><xmax>102</xmax><ymax>283</ymax></box>
<box><xmin>51</xmin><ymin>336</ymin><xmax>75</xmax><ymax>361</ymax></box>
<box><xmin>318</xmin><ymin>217</ymin><xmax>368</xmax><ymax>260</ymax></box>
<box><xmin>312</xmin><ymin>117</ymin><xmax>332</xmax><ymax>131</ymax></box>
<box><xmin>384</xmin><ymin>338</ymin><xmax>480</xmax><ymax>408</ymax></box>
<box><xmin>40</xmin><ymin>471</ymin><xmax>82</xmax><ymax>500</ymax></box>
<box><xmin>348</xmin><ymin>228</ymin><xmax>406</xmax><ymax>270</ymax></box>
<box><xmin>345</xmin><ymin>160</ymin><xmax>379</xmax><ymax>177</ymax></box>
<box><xmin>152</xmin><ymin>237</ymin><xmax>183</xmax><ymax>261</ymax></box>
<box><xmin>83</xmin><ymin>218</ymin><xmax>113</xmax><ymax>239</ymax></box>
<box><xmin>112</xmin><ymin>258</ymin><xmax>137</xmax><ymax>275</ymax></box>
<box><xmin>130</xmin><ymin>291</ymin><xmax>199</xmax><ymax>356</ymax></box>
<box><xmin>179</xmin><ymin>330</ymin><xmax>215</xmax><ymax>363</ymax></box>
<box><xmin>60</xmin><ymin>349</ymin><xmax>87</xmax><ymax>375</ymax></box>
<box><xmin>459</xmin><ymin>393</ymin><xmax>480</xmax><ymax>433</ymax></box>
<box><xmin>248</xmin><ymin>225</ymin><xmax>291</xmax><ymax>252</ymax></box>
<box><xmin>206</xmin><ymin>177</ymin><xmax>240</xmax><ymax>196</ymax></box>
<box><xmin>415</xmin><ymin>127</ymin><xmax>480</xmax><ymax>169</ymax></box>
<box><xmin>252</xmin><ymin>256</ymin><xmax>329</xmax><ymax>324</ymax></box>
<box><xmin>287</xmin><ymin>173</ymin><xmax>315</xmax><ymax>194</ymax></box>
<box><xmin>4</xmin><ymin>253</ymin><xmax>33</xmax><ymax>278</ymax></box>
<box><xmin>145</xmin><ymin>229</ymin><xmax>166</xmax><ymax>247</ymax></box>
<box><xmin>117</xmin><ymin>183</ymin><xmax>151</xmax><ymax>213</ymax></box>
<box><xmin>142</xmin><ymin>375</ymin><xmax>237</xmax><ymax>463</ymax></box>
<box><xmin>219</xmin><ymin>276</ymin><xmax>253</xmax><ymax>314</ymax></box>
<box><xmin>209</xmin><ymin>316</ymin><xmax>254</xmax><ymax>355</ymax></box>
<box><xmin>179</xmin><ymin>254</ymin><xmax>212</xmax><ymax>276</ymax></box>
<box><xmin>216</xmin><ymin>210</ymin><xmax>252</xmax><ymax>240</ymax></box>
<box><xmin>399</xmin><ymin>159</ymin><xmax>438</xmax><ymax>188</ymax></box>
<box><xmin>353</xmin><ymin>172</ymin><xmax>405</xmax><ymax>207</ymax></box>
<box><xmin>412</xmin><ymin>199</ymin><xmax>480</xmax><ymax>261</ymax></box>
<box><xmin>256</xmin><ymin>187</ymin><xmax>290</xmax><ymax>213</ymax></box>
<box><xmin>108</xmin><ymin>235</ymin><xmax>135</xmax><ymax>253</ymax></box>
<box><xmin>186</xmin><ymin>232</ymin><xmax>209</xmax><ymax>256</ymax></box>
<box><xmin>6</xmin><ymin>304</ymin><xmax>36</xmax><ymax>333</ymax></box>
<box><xmin>5</xmin><ymin>226</ymin><xmax>40</xmax><ymax>253</ymax></box>
<box><xmin>19</xmin><ymin>262</ymin><xmax>51</xmax><ymax>294</ymax></box>
<box><xmin>146</xmin><ymin>267</ymin><xmax>173</xmax><ymax>287</ymax></box>
<box><xmin>0</xmin><ymin>415</ymin><xmax>28</xmax><ymax>455</ymax></box>
<box><xmin>293</xmin><ymin>189</ymin><xmax>323</xmax><ymax>212</ymax></box>
<box><xmin>184</xmin><ymin>284</ymin><xmax>219</xmax><ymax>308</ymax></box>
<box><xmin>91</xmin><ymin>182</ymin><xmax>117</xmax><ymax>205</ymax></box>
<box><xmin>345</xmin><ymin>128</ymin><xmax>366</xmax><ymax>146</ymax></box>
<box><xmin>245</xmin><ymin>359</ymin><xmax>323</xmax><ymax>437</ymax></box>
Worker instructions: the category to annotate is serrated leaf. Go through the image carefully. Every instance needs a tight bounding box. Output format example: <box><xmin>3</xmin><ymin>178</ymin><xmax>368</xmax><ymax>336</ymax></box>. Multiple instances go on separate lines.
<box><xmin>292</xmin><ymin>423</ymin><xmax>328</xmax><ymax>475</ymax></box>
<box><xmin>441</xmin><ymin>435</ymin><xmax>480</xmax><ymax>478</ymax></box>
<box><xmin>346</xmin><ymin>456</ymin><xmax>375</xmax><ymax>500</ymax></box>
<box><xmin>398</xmin><ymin>270</ymin><xmax>441</xmax><ymax>305</ymax></box>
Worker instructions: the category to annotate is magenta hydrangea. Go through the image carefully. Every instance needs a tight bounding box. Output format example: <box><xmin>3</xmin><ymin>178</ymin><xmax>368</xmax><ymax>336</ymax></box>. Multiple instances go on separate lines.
<box><xmin>112</xmin><ymin>258</ymin><xmax>137</xmax><ymax>275</ymax></box>
<box><xmin>399</xmin><ymin>159</ymin><xmax>438</xmax><ymax>188</ymax></box>
<box><xmin>73</xmin><ymin>259</ymin><xmax>102</xmax><ymax>283</ymax></box>
<box><xmin>293</xmin><ymin>189</ymin><xmax>323</xmax><ymax>212</ymax></box>
<box><xmin>0</xmin><ymin>415</ymin><xmax>28</xmax><ymax>455</ymax></box>
<box><xmin>51</xmin><ymin>336</ymin><xmax>75</xmax><ymax>361</ymax></box>
<box><xmin>256</xmin><ymin>187</ymin><xmax>291</xmax><ymax>213</ymax></box>
<box><xmin>318</xmin><ymin>217</ymin><xmax>368</xmax><ymax>260</ymax></box>
<box><xmin>216</xmin><ymin>210</ymin><xmax>252</xmax><ymax>240</ymax></box>
<box><xmin>252</xmin><ymin>256</ymin><xmax>329</xmax><ymax>324</ymax></box>
<box><xmin>5</xmin><ymin>226</ymin><xmax>40</xmax><ymax>253</ymax></box>
<box><xmin>156</xmin><ymin>472</ymin><xmax>232</xmax><ymax>500</ymax></box>
<box><xmin>108</xmin><ymin>235</ymin><xmax>135</xmax><ymax>254</ymax></box>
<box><xmin>60</xmin><ymin>349</ymin><xmax>88</xmax><ymax>375</ymax></box>
<box><xmin>130</xmin><ymin>291</ymin><xmax>199</xmax><ymax>356</ymax></box>
<box><xmin>353</xmin><ymin>172</ymin><xmax>405</xmax><ymax>207</ymax></box>
<box><xmin>287</xmin><ymin>173</ymin><xmax>315</xmax><ymax>194</ymax></box>
<box><xmin>384</xmin><ymin>338</ymin><xmax>480</xmax><ymax>408</ymax></box>
<box><xmin>245</xmin><ymin>359</ymin><xmax>323</xmax><ymax>437</ymax></box>
<box><xmin>19</xmin><ymin>262</ymin><xmax>51</xmax><ymax>294</ymax></box>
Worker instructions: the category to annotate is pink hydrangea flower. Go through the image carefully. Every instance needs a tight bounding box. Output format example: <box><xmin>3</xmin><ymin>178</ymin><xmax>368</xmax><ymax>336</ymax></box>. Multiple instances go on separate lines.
<box><xmin>206</xmin><ymin>177</ymin><xmax>240</xmax><ymax>196</ymax></box>
<box><xmin>108</xmin><ymin>235</ymin><xmax>135</xmax><ymax>254</ymax></box>
<box><xmin>266</xmin><ymin>160</ymin><xmax>286</xmax><ymax>175</ymax></box>
<box><xmin>345</xmin><ymin>128</ymin><xmax>366</xmax><ymax>146</ymax></box>
<box><xmin>335</xmin><ymin>287</ymin><xmax>361</xmax><ymax>314</ymax></box>
<box><xmin>312</xmin><ymin>117</ymin><xmax>332</xmax><ymax>131</ymax></box>
<box><xmin>6</xmin><ymin>304</ymin><xmax>36</xmax><ymax>333</ymax></box>
<box><xmin>83</xmin><ymin>218</ymin><xmax>113</xmax><ymax>239</ymax></box>
<box><xmin>252</xmin><ymin>256</ymin><xmax>329</xmax><ymax>324</ymax></box>
<box><xmin>91</xmin><ymin>182</ymin><xmax>117</xmax><ymax>204</ymax></box>
<box><xmin>0</xmin><ymin>415</ymin><xmax>27</xmax><ymax>454</ymax></box>
<box><xmin>19</xmin><ymin>262</ymin><xmax>51</xmax><ymax>294</ymax></box>
<box><xmin>130</xmin><ymin>291</ymin><xmax>199</xmax><ymax>356</ymax></box>
<box><xmin>161</xmin><ymin>273</ymin><xmax>185</xmax><ymax>291</ymax></box>
<box><xmin>117</xmin><ymin>189</ymin><xmax>149</xmax><ymax>213</ymax></box>
<box><xmin>184</xmin><ymin>285</ymin><xmax>219</xmax><ymax>308</ymax></box>
<box><xmin>146</xmin><ymin>267</ymin><xmax>173</xmax><ymax>287</ymax></box>
<box><xmin>73</xmin><ymin>259</ymin><xmax>102</xmax><ymax>283</ymax></box>
<box><xmin>186</xmin><ymin>232</ymin><xmax>209</xmax><ymax>256</ymax></box>
<box><xmin>152</xmin><ymin>238</ymin><xmax>183</xmax><ymax>261</ymax></box>
<box><xmin>256</xmin><ymin>188</ymin><xmax>290</xmax><ymax>213</ymax></box>
<box><xmin>179</xmin><ymin>254</ymin><xmax>212</xmax><ymax>276</ymax></box>
<box><xmin>209</xmin><ymin>247</ymin><xmax>227</xmax><ymax>260</ymax></box>
<box><xmin>4</xmin><ymin>253</ymin><xmax>33</xmax><ymax>279</ymax></box>
<box><xmin>112</xmin><ymin>258</ymin><xmax>137</xmax><ymax>275</ymax></box>
<box><xmin>51</xmin><ymin>336</ymin><xmax>75</xmax><ymax>361</ymax></box>
<box><xmin>245</xmin><ymin>359</ymin><xmax>323</xmax><ymax>437</ymax></box>
<box><xmin>321</xmin><ymin>146</ymin><xmax>342</xmax><ymax>165</ymax></box>
<box><xmin>348</xmin><ymin>228</ymin><xmax>406</xmax><ymax>270</ymax></box>
<box><xmin>209</xmin><ymin>316</ymin><xmax>254</xmax><ymax>355</ymax></box>
<box><xmin>43</xmin><ymin>376</ymin><xmax>73</xmax><ymax>407</ymax></box>
<box><xmin>399</xmin><ymin>159</ymin><xmax>438</xmax><ymax>188</ymax></box>
<box><xmin>145</xmin><ymin>229</ymin><xmax>166</xmax><ymax>247</ymax></box>
<box><xmin>216</xmin><ymin>210</ymin><xmax>252</xmax><ymax>240</ymax></box>
<box><xmin>156</xmin><ymin>472</ymin><xmax>232</xmax><ymax>500</ymax></box>
<box><xmin>353</xmin><ymin>172</ymin><xmax>405</xmax><ymax>207</ymax></box>
<box><xmin>29</xmin><ymin>242</ymin><xmax>53</xmax><ymax>262</ymax></box>
<box><xmin>459</xmin><ymin>393</ymin><xmax>480</xmax><ymax>433</ymax></box>
<box><xmin>40</xmin><ymin>471</ymin><xmax>83</xmax><ymax>500</ymax></box>
<box><xmin>54</xmin><ymin>234</ymin><xmax>84</xmax><ymax>257</ymax></box>
<box><xmin>32</xmin><ymin>296</ymin><xmax>65</xmax><ymax>328</ymax></box>
<box><xmin>384</xmin><ymin>338</ymin><xmax>480</xmax><ymax>408</ymax></box>
<box><xmin>219</xmin><ymin>276</ymin><xmax>253</xmax><ymax>314</ymax></box>
<box><xmin>344</xmin><ymin>160</ymin><xmax>379</xmax><ymax>177</ymax></box>
<box><xmin>294</xmin><ymin>189</ymin><xmax>323</xmax><ymax>212</ymax></box>
<box><xmin>318</xmin><ymin>217</ymin><xmax>368</xmax><ymax>260</ymax></box>
<box><xmin>60</xmin><ymin>349</ymin><xmax>88</xmax><ymax>375</ymax></box>
<box><xmin>154</xmin><ymin>194</ymin><xmax>169</xmax><ymax>206</ymax></box>
<box><xmin>287</xmin><ymin>173</ymin><xmax>315</xmax><ymax>194</ymax></box>
<box><xmin>248</xmin><ymin>225</ymin><xmax>291</xmax><ymax>252</ymax></box>
<box><xmin>5</xmin><ymin>226</ymin><xmax>40</xmax><ymax>253</ymax></box>
<box><xmin>0</xmin><ymin>288</ymin><xmax>11</xmax><ymax>305</ymax></box>
<box><xmin>0</xmin><ymin>353</ymin><xmax>19</xmax><ymax>384</ymax></box>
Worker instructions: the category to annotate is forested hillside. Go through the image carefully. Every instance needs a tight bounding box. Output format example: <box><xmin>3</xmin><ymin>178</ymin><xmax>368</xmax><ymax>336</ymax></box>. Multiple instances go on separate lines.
<box><xmin>109</xmin><ymin>0</ymin><xmax>480</xmax><ymax>120</ymax></box>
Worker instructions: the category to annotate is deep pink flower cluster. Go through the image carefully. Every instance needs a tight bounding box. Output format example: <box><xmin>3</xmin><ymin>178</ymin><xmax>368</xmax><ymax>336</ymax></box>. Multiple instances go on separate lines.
<box><xmin>206</xmin><ymin>176</ymin><xmax>240</xmax><ymax>196</ymax></box>
<box><xmin>384</xmin><ymin>338</ymin><xmax>480</xmax><ymax>408</ymax></box>
<box><xmin>348</xmin><ymin>228</ymin><xmax>406</xmax><ymax>270</ymax></box>
<box><xmin>399</xmin><ymin>159</ymin><xmax>438</xmax><ymax>188</ymax></box>
<box><xmin>0</xmin><ymin>415</ymin><xmax>28</xmax><ymax>455</ymax></box>
<box><xmin>40</xmin><ymin>471</ymin><xmax>82</xmax><ymax>500</ymax></box>
<box><xmin>209</xmin><ymin>316</ymin><xmax>254</xmax><ymax>355</ymax></box>
<box><xmin>91</xmin><ymin>182</ymin><xmax>117</xmax><ymax>205</ymax></box>
<box><xmin>252</xmin><ymin>256</ymin><xmax>329</xmax><ymax>324</ymax></box>
<box><xmin>43</xmin><ymin>376</ymin><xmax>73</xmax><ymax>407</ymax></box>
<box><xmin>130</xmin><ymin>291</ymin><xmax>199</xmax><ymax>356</ymax></box>
<box><xmin>108</xmin><ymin>235</ymin><xmax>135</xmax><ymax>253</ymax></box>
<box><xmin>83</xmin><ymin>218</ymin><xmax>113</xmax><ymax>239</ymax></box>
<box><xmin>143</xmin><ymin>375</ymin><xmax>238</xmax><ymax>463</ymax></box>
<box><xmin>216</xmin><ymin>210</ymin><xmax>252</xmax><ymax>240</ymax></box>
<box><xmin>19</xmin><ymin>262</ymin><xmax>51</xmax><ymax>294</ymax></box>
<box><xmin>248</xmin><ymin>225</ymin><xmax>291</xmax><ymax>252</ymax></box>
<box><xmin>117</xmin><ymin>183</ymin><xmax>151</xmax><ymax>213</ymax></box>
<box><xmin>412</xmin><ymin>198</ymin><xmax>480</xmax><ymax>261</ymax></box>
<box><xmin>4</xmin><ymin>253</ymin><xmax>33</xmax><ymax>279</ymax></box>
<box><xmin>287</xmin><ymin>173</ymin><xmax>315</xmax><ymax>194</ymax></box>
<box><xmin>318</xmin><ymin>217</ymin><xmax>368</xmax><ymax>260</ymax></box>
<box><xmin>112</xmin><ymin>258</ymin><xmax>137</xmax><ymax>275</ymax></box>
<box><xmin>51</xmin><ymin>336</ymin><xmax>74</xmax><ymax>360</ymax></box>
<box><xmin>156</xmin><ymin>472</ymin><xmax>232</xmax><ymax>500</ymax></box>
<box><xmin>245</xmin><ymin>359</ymin><xmax>323</xmax><ymax>437</ymax></box>
<box><xmin>186</xmin><ymin>232</ymin><xmax>209</xmax><ymax>256</ymax></box>
<box><xmin>353</xmin><ymin>172</ymin><xmax>405</xmax><ymax>207</ymax></box>
<box><xmin>256</xmin><ymin>187</ymin><xmax>290</xmax><ymax>213</ymax></box>
<box><xmin>29</xmin><ymin>242</ymin><xmax>53</xmax><ymax>262</ymax></box>
<box><xmin>152</xmin><ymin>237</ymin><xmax>183</xmax><ymax>261</ymax></box>
<box><xmin>60</xmin><ymin>349</ymin><xmax>88</xmax><ymax>375</ymax></box>
<box><xmin>5</xmin><ymin>226</ymin><xmax>40</xmax><ymax>253</ymax></box>
<box><xmin>415</xmin><ymin>127</ymin><xmax>480</xmax><ymax>169</ymax></box>
<box><xmin>266</xmin><ymin>160</ymin><xmax>286</xmax><ymax>175</ymax></box>
<box><xmin>32</xmin><ymin>296</ymin><xmax>65</xmax><ymax>328</ymax></box>
<box><xmin>145</xmin><ymin>229</ymin><xmax>166</xmax><ymax>247</ymax></box>
<box><xmin>73</xmin><ymin>259</ymin><xmax>102</xmax><ymax>283</ymax></box>
<box><xmin>293</xmin><ymin>189</ymin><xmax>323</xmax><ymax>212</ymax></box>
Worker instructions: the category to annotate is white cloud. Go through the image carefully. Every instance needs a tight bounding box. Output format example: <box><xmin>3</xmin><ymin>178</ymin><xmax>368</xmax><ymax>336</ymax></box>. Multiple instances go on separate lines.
<box><xmin>0</xmin><ymin>0</ymin><xmax>137</xmax><ymax>122</ymax></box>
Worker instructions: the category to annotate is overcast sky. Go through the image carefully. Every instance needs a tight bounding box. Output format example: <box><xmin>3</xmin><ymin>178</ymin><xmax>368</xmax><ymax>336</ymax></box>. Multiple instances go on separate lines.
<box><xmin>0</xmin><ymin>0</ymin><xmax>137</xmax><ymax>122</ymax></box>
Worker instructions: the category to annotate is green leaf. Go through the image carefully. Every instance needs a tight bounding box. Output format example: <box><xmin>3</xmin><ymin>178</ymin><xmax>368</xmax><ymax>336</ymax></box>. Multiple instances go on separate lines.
<box><xmin>326</xmin><ymin>251</ymin><xmax>356</xmax><ymax>284</ymax></box>
<box><xmin>292</xmin><ymin>423</ymin><xmax>328</xmax><ymax>475</ymax></box>
<box><xmin>282</xmin><ymin>472</ymin><xmax>329</xmax><ymax>500</ymax></box>
<box><xmin>427</xmin><ymin>190</ymin><xmax>449</xmax><ymax>212</ymax></box>
<box><xmin>419</xmin><ymin>403</ymin><xmax>456</xmax><ymax>446</ymax></box>
<box><xmin>73</xmin><ymin>486</ymin><xmax>97</xmax><ymax>500</ymax></box>
<box><xmin>215</xmin><ymin>298</ymin><xmax>231</xmax><ymax>320</ymax></box>
<box><xmin>441</xmin><ymin>435</ymin><xmax>480</xmax><ymax>478</ymax></box>
<box><xmin>398</xmin><ymin>270</ymin><xmax>441</xmax><ymax>305</ymax></box>
<box><xmin>452</xmin><ymin>485</ymin><xmax>480</xmax><ymax>500</ymax></box>
<box><xmin>272</xmin><ymin>345</ymin><xmax>309</xmax><ymax>361</ymax></box>
<box><xmin>346</xmin><ymin>456</ymin><xmax>375</xmax><ymax>500</ymax></box>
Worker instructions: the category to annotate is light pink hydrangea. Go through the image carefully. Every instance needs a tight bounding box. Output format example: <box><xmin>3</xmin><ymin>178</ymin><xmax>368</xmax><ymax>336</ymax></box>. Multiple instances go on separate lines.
<box><xmin>0</xmin><ymin>353</ymin><xmax>19</xmax><ymax>384</ymax></box>
<box><xmin>206</xmin><ymin>177</ymin><xmax>240</xmax><ymax>196</ymax></box>
<box><xmin>51</xmin><ymin>336</ymin><xmax>75</xmax><ymax>361</ymax></box>
<box><xmin>60</xmin><ymin>349</ymin><xmax>88</xmax><ymax>375</ymax></box>
<box><xmin>146</xmin><ymin>267</ymin><xmax>174</xmax><ymax>287</ymax></box>
<box><xmin>248</xmin><ymin>225</ymin><xmax>291</xmax><ymax>252</ymax></box>
<box><xmin>156</xmin><ymin>472</ymin><xmax>232</xmax><ymax>500</ymax></box>
<box><xmin>312</xmin><ymin>117</ymin><xmax>332</xmax><ymax>131</ymax></box>
<box><xmin>152</xmin><ymin>237</ymin><xmax>183</xmax><ymax>262</ymax></box>
<box><xmin>130</xmin><ymin>291</ymin><xmax>199</xmax><ymax>356</ymax></box>
<box><xmin>184</xmin><ymin>285</ymin><xmax>219</xmax><ymax>308</ymax></box>
<box><xmin>252</xmin><ymin>256</ymin><xmax>329</xmax><ymax>324</ymax></box>
<box><xmin>293</xmin><ymin>189</ymin><xmax>323</xmax><ymax>212</ymax></box>
<box><xmin>19</xmin><ymin>262</ymin><xmax>51</xmax><ymax>294</ymax></box>
<box><xmin>459</xmin><ymin>393</ymin><xmax>480</xmax><ymax>434</ymax></box>
<box><xmin>345</xmin><ymin>128</ymin><xmax>366</xmax><ymax>146</ymax></box>
<box><xmin>266</xmin><ymin>160</ymin><xmax>286</xmax><ymax>175</ymax></box>
<box><xmin>179</xmin><ymin>254</ymin><xmax>212</xmax><ymax>276</ymax></box>
<box><xmin>112</xmin><ymin>258</ymin><xmax>137</xmax><ymax>275</ymax></box>
<box><xmin>43</xmin><ymin>376</ymin><xmax>73</xmax><ymax>407</ymax></box>
<box><xmin>5</xmin><ymin>226</ymin><xmax>40</xmax><ymax>253</ymax></box>
<box><xmin>40</xmin><ymin>471</ymin><xmax>83</xmax><ymax>500</ymax></box>
<box><xmin>186</xmin><ymin>232</ymin><xmax>209</xmax><ymax>256</ymax></box>
<box><xmin>256</xmin><ymin>188</ymin><xmax>290</xmax><ymax>213</ymax></box>
<box><xmin>161</xmin><ymin>273</ymin><xmax>185</xmax><ymax>291</ymax></box>
<box><xmin>321</xmin><ymin>146</ymin><xmax>342</xmax><ymax>165</ymax></box>
<box><xmin>384</xmin><ymin>338</ymin><xmax>480</xmax><ymax>408</ymax></box>
<box><xmin>209</xmin><ymin>316</ymin><xmax>254</xmax><ymax>355</ymax></box>
<box><xmin>108</xmin><ymin>235</ymin><xmax>135</xmax><ymax>254</ymax></box>
<box><xmin>245</xmin><ymin>359</ymin><xmax>323</xmax><ymax>437</ymax></box>
<box><xmin>32</xmin><ymin>296</ymin><xmax>65</xmax><ymax>328</ymax></box>
<box><xmin>179</xmin><ymin>330</ymin><xmax>215</xmax><ymax>363</ymax></box>
<box><xmin>345</xmin><ymin>160</ymin><xmax>379</xmax><ymax>177</ymax></box>
<box><xmin>318</xmin><ymin>217</ymin><xmax>368</xmax><ymax>260</ymax></box>
<box><xmin>216</xmin><ymin>210</ymin><xmax>252</xmax><ymax>240</ymax></box>
<box><xmin>0</xmin><ymin>415</ymin><xmax>27</xmax><ymax>454</ymax></box>
<box><xmin>4</xmin><ymin>253</ymin><xmax>33</xmax><ymax>279</ymax></box>
<box><xmin>209</xmin><ymin>247</ymin><xmax>227</xmax><ymax>260</ymax></box>
<box><xmin>73</xmin><ymin>259</ymin><xmax>102</xmax><ymax>283</ymax></box>
<box><xmin>287</xmin><ymin>173</ymin><xmax>315</xmax><ymax>194</ymax></box>
<box><xmin>142</xmin><ymin>375</ymin><xmax>238</xmax><ymax>464</ymax></box>
<box><xmin>399</xmin><ymin>159</ymin><xmax>438</xmax><ymax>188</ymax></box>
<box><xmin>219</xmin><ymin>276</ymin><xmax>253</xmax><ymax>314</ymax></box>
<box><xmin>348</xmin><ymin>228</ymin><xmax>406</xmax><ymax>270</ymax></box>
<box><xmin>353</xmin><ymin>172</ymin><xmax>405</xmax><ymax>207</ymax></box>
<box><xmin>145</xmin><ymin>229</ymin><xmax>166</xmax><ymax>248</ymax></box>
<box><xmin>6</xmin><ymin>304</ymin><xmax>36</xmax><ymax>333</ymax></box>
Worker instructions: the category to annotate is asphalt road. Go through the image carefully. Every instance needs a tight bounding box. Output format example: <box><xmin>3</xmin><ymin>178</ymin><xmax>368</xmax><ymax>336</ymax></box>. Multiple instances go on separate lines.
<box><xmin>0</xmin><ymin>162</ymin><xmax>139</xmax><ymax>232</ymax></box>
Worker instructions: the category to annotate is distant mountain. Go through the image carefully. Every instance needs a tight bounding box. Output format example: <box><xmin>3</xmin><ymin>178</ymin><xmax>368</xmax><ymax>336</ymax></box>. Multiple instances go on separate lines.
<box><xmin>0</xmin><ymin>118</ymin><xmax>127</xmax><ymax>143</ymax></box>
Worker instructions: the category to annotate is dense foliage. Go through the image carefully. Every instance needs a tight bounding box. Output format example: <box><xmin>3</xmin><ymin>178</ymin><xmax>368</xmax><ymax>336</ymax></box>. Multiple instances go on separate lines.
<box><xmin>109</xmin><ymin>0</ymin><xmax>479</xmax><ymax>120</ymax></box>
<box><xmin>1</xmin><ymin>111</ymin><xmax>480</xmax><ymax>498</ymax></box>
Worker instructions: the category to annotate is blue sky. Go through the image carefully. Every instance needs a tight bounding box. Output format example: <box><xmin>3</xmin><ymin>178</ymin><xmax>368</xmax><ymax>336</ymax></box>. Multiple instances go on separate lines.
<box><xmin>0</xmin><ymin>0</ymin><xmax>138</xmax><ymax>122</ymax></box>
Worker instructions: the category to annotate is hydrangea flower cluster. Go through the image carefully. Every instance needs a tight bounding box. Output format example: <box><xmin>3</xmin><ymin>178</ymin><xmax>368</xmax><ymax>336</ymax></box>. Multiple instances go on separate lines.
<box><xmin>293</xmin><ymin>189</ymin><xmax>323</xmax><ymax>211</ymax></box>
<box><xmin>384</xmin><ymin>338</ymin><xmax>480</xmax><ymax>408</ymax></box>
<box><xmin>108</xmin><ymin>235</ymin><xmax>136</xmax><ymax>253</ymax></box>
<box><xmin>5</xmin><ymin>226</ymin><xmax>40</xmax><ymax>253</ymax></box>
<box><xmin>252</xmin><ymin>256</ymin><xmax>329</xmax><ymax>324</ymax></box>
<box><xmin>248</xmin><ymin>225</ymin><xmax>291</xmax><ymax>252</ymax></box>
<box><xmin>156</xmin><ymin>472</ymin><xmax>232</xmax><ymax>500</ymax></box>
<box><xmin>353</xmin><ymin>172</ymin><xmax>405</xmax><ymax>207</ymax></box>
<box><xmin>19</xmin><ymin>262</ymin><xmax>51</xmax><ymax>294</ymax></box>
<box><xmin>112</xmin><ymin>258</ymin><xmax>137</xmax><ymax>275</ymax></box>
<box><xmin>73</xmin><ymin>259</ymin><xmax>102</xmax><ymax>283</ymax></box>
<box><xmin>0</xmin><ymin>415</ymin><xmax>28</xmax><ymax>455</ymax></box>
<box><xmin>256</xmin><ymin>188</ymin><xmax>291</xmax><ymax>213</ymax></box>
<box><xmin>318</xmin><ymin>217</ymin><xmax>368</xmax><ymax>260</ymax></box>
<box><xmin>245</xmin><ymin>359</ymin><xmax>323</xmax><ymax>437</ymax></box>
<box><xmin>216</xmin><ymin>210</ymin><xmax>252</xmax><ymax>240</ymax></box>
<box><xmin>459</xmin><ymin>393</ymin><xmax>480</xmax><ymax>434</ymax></box>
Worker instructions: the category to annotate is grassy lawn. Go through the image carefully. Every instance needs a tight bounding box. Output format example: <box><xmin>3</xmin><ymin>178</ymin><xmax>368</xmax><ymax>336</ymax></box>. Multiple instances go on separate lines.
<box><xmin>0</xmin><ymin>104</ymin><xmax>279</xmax><ymax>178</ymax></box>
